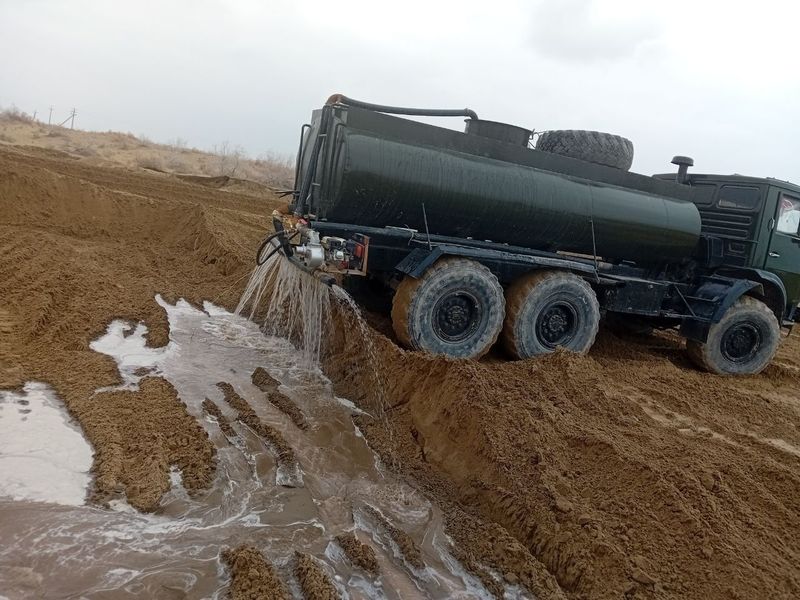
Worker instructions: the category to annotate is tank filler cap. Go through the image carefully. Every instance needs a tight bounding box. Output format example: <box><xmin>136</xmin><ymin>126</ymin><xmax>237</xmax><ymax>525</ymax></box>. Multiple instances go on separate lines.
<box><xmin>671</xmin><ymin>155</ymin><xmax>694</xmax><ymax>184</ymax></box>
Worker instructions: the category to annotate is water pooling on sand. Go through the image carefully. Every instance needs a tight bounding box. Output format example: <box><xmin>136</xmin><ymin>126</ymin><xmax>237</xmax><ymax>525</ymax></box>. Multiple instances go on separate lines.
<box><xmin>0</xmin><ymin>270</ymin><xmax>523</xmax><ymax>598</ymax></box>
<box><xmin>0</xmin><ymin>382</ymin><xmax>93</xmax><ymax>506</ymax></box>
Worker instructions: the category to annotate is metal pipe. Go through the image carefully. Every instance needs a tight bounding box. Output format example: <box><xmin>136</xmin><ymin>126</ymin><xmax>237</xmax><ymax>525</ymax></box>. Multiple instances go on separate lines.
<box><xmin>293</xmin><ymin>123</ymin><xmax>310</xmax><ymax>201</ymax></box>
<box><xmin>326</xmin><ymin>93</ymin><xmax>478</xmax><ymax>121</ymax></box>
<box><xmin>671</xmin><ymin>155</ymin><xmax>694</xmax><ymax>185</ymax></box>
<box><xmin>296</xmin><ymin>109</ymin><xmax>331</xmax><ymax>215</ymax></box>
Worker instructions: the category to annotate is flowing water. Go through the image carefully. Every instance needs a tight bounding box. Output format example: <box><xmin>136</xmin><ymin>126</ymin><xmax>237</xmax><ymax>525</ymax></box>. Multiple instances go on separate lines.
<box><xmin>236</xmin><ymin>252</ymin><xmax>332</xmax><ymax>366</ymax></box>
<box><xmin>0</xmin><ymin>258</ymin><xmax>527</xmax><ymax>598</ymax></box>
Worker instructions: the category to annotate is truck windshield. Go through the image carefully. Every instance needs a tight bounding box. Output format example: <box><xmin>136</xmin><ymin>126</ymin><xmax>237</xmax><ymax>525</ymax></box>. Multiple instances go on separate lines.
<box><xmin>777</xmin><ymin>193</ymin><xmax>800</xmax><ymax>235</ymax></box>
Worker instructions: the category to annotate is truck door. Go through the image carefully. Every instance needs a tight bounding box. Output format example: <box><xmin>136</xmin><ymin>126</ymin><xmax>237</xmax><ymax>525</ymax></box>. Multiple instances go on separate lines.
<box><xmin>764</xmin><ymin>188</ymin><xmax>800</xmax><ymax>306</ymax></box>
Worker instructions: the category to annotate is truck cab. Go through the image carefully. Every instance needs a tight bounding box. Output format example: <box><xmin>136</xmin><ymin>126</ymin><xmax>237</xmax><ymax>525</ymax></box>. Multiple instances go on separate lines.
<box><xmin>654</xmin><ymin>173</ymin><xmax>800</xmax><ymax>321</ymax></box>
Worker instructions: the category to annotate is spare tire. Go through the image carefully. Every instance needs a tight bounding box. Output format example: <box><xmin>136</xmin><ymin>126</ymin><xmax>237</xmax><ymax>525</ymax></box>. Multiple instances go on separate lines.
<box><xmin>536</xmin><ymin>130</ymin><xmax>634</xmax><ymax>171</ymax></box>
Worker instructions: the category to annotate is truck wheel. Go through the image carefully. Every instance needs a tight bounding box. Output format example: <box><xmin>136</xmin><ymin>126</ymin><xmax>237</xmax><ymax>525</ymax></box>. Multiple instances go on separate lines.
<box><xmin>536</xmin><ymin>130</ymin><xmax>634</xmax><ymax>171</ymax></box>
<box><xmin>391</xmin><ymin>258</ymin><xmax>505</xmax><ymax>359</ymax></box>
<box><xmin>503</xmin><ymin>270</ymin><xmax>600</xmax><ymax>358</ymax></box>
<box><xmin>686</xmin><ymin>296</ymin><xmax>780</xmax><ymax>375</ymax></box>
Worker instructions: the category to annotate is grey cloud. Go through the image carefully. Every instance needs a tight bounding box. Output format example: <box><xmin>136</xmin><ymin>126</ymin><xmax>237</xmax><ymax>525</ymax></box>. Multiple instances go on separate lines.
<box><xmin>0</xmin><ymin>1</ymin><xmax>796</xmax><ymax>185</ymax></box>
<box><xmin>529</xmin><ymin>0</ymin><xmax>662</xmax><ymax>62</ymax></box>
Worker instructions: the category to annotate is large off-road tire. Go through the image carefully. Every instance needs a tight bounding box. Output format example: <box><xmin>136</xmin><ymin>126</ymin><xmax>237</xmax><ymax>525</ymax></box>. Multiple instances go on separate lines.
<box><xmin>391</xmin><ymin>258</ymin><xmax>505</xmax><ymax>359</ymax></box>
<box><xmin>536</xmin><ymin>129</ymin><xmax>634</xmax><ymax>171</ymax></box>
<box><xmin>503</xmin><ymin>270</ymin><xmax>600</xmax><ymax>359</ymax></box>
<box><xmin>686</xmin><ymin>296</ymin><xmax>780</xmax><ymax>376</ymax></box>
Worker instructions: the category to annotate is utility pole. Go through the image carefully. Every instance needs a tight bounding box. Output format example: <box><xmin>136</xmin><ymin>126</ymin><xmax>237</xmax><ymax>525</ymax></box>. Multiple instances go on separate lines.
<box><xmin>32</xmin><ymin>110</ymin><xmax>37</xmax><ymax>121</ymax></box>
<box><xmin>48</xmin><ymin>106</ymin><xmax>53</xmax><ymax>125</ymax></box>
<box><xmin>69</xmin><ymin>108</ymin><xmax>76</xmax><ymax>129</ymax></box>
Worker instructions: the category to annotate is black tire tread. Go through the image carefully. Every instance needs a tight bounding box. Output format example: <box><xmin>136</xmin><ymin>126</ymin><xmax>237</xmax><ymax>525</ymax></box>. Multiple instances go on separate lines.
<box><xmin>686</xmin><ymin>296</ymin><xmax>780</xmax><ymax>375</ymax></box>
<box><xmin>391</xmin><ymin>258</ymin><xmax>504</xmax><ymax>358</ymax></box>
<box><xmin>502</xmin><ymin>270</ymin><xmax>600</xmax><ymax>358</ymax></box>
<box><xmin>536</xmin><ymin>129</ymin><xmax>634</xmax><ymax>171</ymax></box>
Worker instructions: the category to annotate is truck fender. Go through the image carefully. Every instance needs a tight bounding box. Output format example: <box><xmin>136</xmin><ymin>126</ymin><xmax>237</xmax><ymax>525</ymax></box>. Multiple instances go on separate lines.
<box><xmin>681</xmin><ymin>275</ymin><xmax>783</xmax><ymax>343</ymax></box>
<box><xmin>714</xmin><ymin>267</ymin><xmax>787</xmax><ymax>322</ymax></box>
<box><xmin>707</xmin><ymin>279</ymin><xmax>762</xmax><ymax>322</ymax></box>
<box><xmin>395</xmin><ymin>247</ymin><xmax>446</xmax><ymax>279</ymax></box>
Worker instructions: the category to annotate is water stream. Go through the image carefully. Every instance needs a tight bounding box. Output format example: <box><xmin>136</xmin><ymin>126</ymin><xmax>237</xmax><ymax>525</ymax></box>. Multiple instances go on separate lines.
<box><xmin>0</xmin><ymin>259</ymin><xmax>525</xmax><ymax>598</ymax></box>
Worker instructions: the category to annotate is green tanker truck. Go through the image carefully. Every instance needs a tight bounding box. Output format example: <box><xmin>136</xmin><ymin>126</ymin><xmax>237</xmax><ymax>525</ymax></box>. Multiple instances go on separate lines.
<box><xmin>265</xmin><ymin>95</ymin><xmax>800</xmax><ymax>375</ymax></box>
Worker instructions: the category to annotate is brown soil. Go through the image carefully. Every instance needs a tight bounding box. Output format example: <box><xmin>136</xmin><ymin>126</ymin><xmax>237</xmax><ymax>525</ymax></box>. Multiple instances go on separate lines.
<box><xmin>217</xmin><ymin>381</ymin><xmax>297</xmax><ymax>466</ymax></box>
<box><xmin>326</xmin><ymin>304</ymin><xmax>800</xmax><ymax>599</ymax></box>
<box><xmin>353</xmin><ymin>410</ymin><xmax>565</xmax><ymax>599</ymax></box>
<box><xmin>445</xmin><ymin>506</ymin><xmax>567</xmax><ymax>599</ymax></box>
<box><xmin>293</xmin><ymin>551</ymin><xmax>340</xmax><ymax>600</ymax></box>
<box><xmin>222</xmin><ymin>545</ymin><xmax>289</xmax><ymax>600</ymax></box>
<box><xmin>202</xmin><ymin>398</ymin><xmax>237</xmax><ymax>439</ymax></box>
<box><xmin>334</xmin><ymin>532</ymin><xmax>379</xmax><ymax>576</ymax></box>
<box><xmin>3</xmin><ymin>140</ymin><xmax>800</xmax><ymax>599</ymax></box>
<box><xmin>361</xmin><ymin>505</ymin><xmax>424</xmax><ymax>569</ymax></box>
<box><xmin>86</xmin><ymin>377</ymin><xmax>216</xmax><ymax>510</ymax></box>
<box><xmin>0</xmin><ymin>112</ymin><xmax>293</xmax><ymax>189</ymax></box>
<box><xmin>0</xmin><ymin>143</ymin><xmax>275</xmax><ymax>511</ymax></box>
<box><xmin>252</xmin><ymin>367</ymin><xmax>308</xmax><ymax>430</ymax></box>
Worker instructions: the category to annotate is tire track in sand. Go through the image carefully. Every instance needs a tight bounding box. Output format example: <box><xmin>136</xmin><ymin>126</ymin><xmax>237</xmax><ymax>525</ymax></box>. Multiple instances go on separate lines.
<box><xmin>251</xmin><ymin>367</ymin><xmax>308</xmax><ymax>431</ymax></box>
<box><xmin>216</xmin><ymin>381</ymin><xmax>299</xmax><ymax>483</ymax></box>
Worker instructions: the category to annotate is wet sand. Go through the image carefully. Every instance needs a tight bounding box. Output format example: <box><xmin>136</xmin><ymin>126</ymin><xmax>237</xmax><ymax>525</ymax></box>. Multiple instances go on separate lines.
<box><xmin>1</xmin><ymin>294</ymin><xmax>508</xmax><ymax>598</ymax></box>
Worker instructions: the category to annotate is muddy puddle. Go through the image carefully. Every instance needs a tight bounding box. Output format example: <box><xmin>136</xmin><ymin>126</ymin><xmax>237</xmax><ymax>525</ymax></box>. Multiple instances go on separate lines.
<box><xmin>0</xmin><ymin>382</ymin><xmax>93</xmax><ymax>506</ymax></box>
<box><xmin>0</xmin><ymin>295</ymin><xmax>520</xmax><ymax>599</ymax></box>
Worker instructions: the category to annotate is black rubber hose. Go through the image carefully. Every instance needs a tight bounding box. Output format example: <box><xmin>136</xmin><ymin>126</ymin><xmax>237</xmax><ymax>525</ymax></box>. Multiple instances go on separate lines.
<box><xmin>327</xmin><ymin>94</ymin><xmax>478</xmax><ymax>121</ymax></box>
<box><xmin>256</xmin><ymin>231</ymin><xmax>298</xmax><ymax>265</ymax></box>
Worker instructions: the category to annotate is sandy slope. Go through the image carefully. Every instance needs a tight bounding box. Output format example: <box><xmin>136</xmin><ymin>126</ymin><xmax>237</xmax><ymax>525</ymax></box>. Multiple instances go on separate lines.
<box><xmin>0</xmin><ymin>113</ymin><xmax>293</xmax><ymax>189</ymax></box>
<box><xmin>325</xmin><ymin>315</ymin><xmax>800</xmax><ymax>598</ymax></box>
<box><xmin>1</xmin><ymin>142</ymin><xmax>799</xmax><ymax>599</ymax></box>
<box><xmin>0</xmin><ymin>144</ymin><xmax>274</xmax><ymax>510</ymax></box>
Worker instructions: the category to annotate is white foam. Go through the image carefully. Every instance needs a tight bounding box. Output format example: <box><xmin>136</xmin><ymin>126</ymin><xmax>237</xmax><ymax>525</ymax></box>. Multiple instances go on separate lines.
<box><xmin>0</xmin><ymin>382</ymin><xmax>93</xmax><ymax>506</ymax></box>
<box><xmin>89</xmin><ymin>319</ymin><xmax>174</xmax><ymax>391</ymax></box>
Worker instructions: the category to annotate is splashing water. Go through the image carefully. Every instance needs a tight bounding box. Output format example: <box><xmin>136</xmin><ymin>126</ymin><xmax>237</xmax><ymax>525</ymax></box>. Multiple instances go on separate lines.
<box><xmin>236</xmin><ymin>252</ymin><xmax>331</xmax><ymax>366</ymax></box>
<box><xmin>330</xmin><ymin>285</ymin><xmax>390</xmax><ymax>421</ymax></box>
<box><xmin>235</xmin><ymin>254</ymin><xmax>391</xmax><ymax>418</ymax></box>
<box><xmin>235</xmin><ymin>253</ymin><xmax>279</xmax><ymax>320</ymax></box>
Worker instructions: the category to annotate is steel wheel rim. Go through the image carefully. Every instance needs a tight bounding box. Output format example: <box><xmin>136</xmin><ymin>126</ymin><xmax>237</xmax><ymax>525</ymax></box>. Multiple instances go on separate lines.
<box><xmin>721</xmin><ymin>322</ymin><xmax>762</xmax><ymax>363</ymax></box>
<box><xmin>432</xmin><ymin>290</ymin><xmax>481</xmax><ymax>343</ymax></box>
<box><xmin>536</xmin><ymin>301</ymin><xmax>578</xmax><ymax>349</ymax></box>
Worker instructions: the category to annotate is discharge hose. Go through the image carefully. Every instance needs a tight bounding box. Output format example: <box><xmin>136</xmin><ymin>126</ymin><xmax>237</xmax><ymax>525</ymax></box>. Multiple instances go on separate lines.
<box><xmin>256</xmin><ymin>230</ymin><xmax>298</xmax><ymax>265</ymax></box>
<box><xmin>326</xmin><ymin>94</ymin><xmax>478</xmax><ymax>121</ymax></box>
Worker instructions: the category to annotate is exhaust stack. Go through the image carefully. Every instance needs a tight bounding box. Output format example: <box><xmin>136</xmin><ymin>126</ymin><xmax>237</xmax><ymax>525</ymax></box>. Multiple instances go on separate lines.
<box><xmin>671</xmin><ymin>155</ymin><xmax>694</xmax><ymax>184</ymax></box>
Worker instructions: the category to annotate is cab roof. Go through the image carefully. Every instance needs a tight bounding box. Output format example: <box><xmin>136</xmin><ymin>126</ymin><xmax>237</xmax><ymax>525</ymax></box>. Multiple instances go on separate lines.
<box><xmin>653</xmin><ymin>172</ymin><xmax>800</xmax><ymax>194</ymax></box>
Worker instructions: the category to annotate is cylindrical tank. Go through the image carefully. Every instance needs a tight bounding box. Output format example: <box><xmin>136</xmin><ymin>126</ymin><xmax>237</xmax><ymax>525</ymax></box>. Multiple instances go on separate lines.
<box><xmin>314</xmin><ymin>128</ymin><xmax>701</xmax><ymax>265</ymax></box>
<box><xmin>464</xmin><ymin>119</ymin><xmax>531</xmax><ymax>147</ymax></box>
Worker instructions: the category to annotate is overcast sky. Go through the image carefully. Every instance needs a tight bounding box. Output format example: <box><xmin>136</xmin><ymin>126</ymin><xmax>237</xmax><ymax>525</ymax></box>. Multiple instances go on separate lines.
<box><xmin>1</xmin><ymin>0</ymin><xmax>798</xmax><ymax>181</ymax></box>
